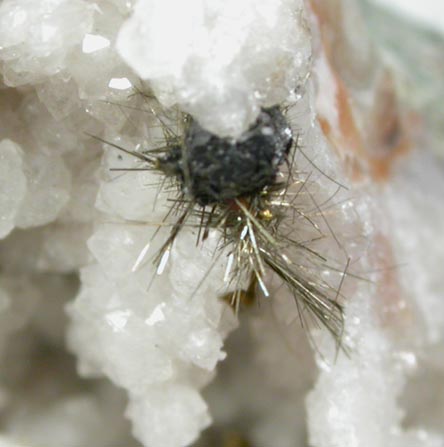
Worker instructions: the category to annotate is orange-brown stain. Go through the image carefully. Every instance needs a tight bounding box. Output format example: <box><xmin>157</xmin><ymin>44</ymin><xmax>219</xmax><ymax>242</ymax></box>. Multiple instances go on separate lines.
<box><xmin>309</xmin><ymin>0</ymin><xmax>415</xmax><ymax>319</ymax></box>
<box><xmin>308</xmin><ymin>0</ymin><xmax>412</xmax><ymax>182</ymax></box>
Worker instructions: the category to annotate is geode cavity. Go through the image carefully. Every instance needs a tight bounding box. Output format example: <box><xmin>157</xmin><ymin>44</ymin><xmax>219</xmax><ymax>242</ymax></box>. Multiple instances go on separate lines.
<box><xmin>159</xmin><ymin>107</ymin><xmax>293</xmax><ymax>206</ymax></box>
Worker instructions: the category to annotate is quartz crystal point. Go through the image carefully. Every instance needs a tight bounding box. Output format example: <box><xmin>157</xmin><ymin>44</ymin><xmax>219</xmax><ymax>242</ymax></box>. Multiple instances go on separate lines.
<box><xmin>0</xmin><ymin>0</ymin><xmax>443</xmax><ymax>446</ymax></box>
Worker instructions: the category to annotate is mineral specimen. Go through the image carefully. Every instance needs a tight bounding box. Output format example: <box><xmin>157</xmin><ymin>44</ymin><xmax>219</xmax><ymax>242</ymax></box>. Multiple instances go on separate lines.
<box><xmin>0</xmin><ymin>0</ymin><xmax>443</xmax><ymax>447</ymax></box>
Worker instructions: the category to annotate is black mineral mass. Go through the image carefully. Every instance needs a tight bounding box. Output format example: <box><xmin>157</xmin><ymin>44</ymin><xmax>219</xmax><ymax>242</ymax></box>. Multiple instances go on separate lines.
<box><xmin>159</xmin><ymin>107</ymin><xmax>293</xmax><ymax>206</ymax></box>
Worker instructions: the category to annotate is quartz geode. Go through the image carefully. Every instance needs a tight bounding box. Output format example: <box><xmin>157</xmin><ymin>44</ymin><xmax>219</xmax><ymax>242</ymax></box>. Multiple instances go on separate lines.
<box><xmin>0</xmin><ymin>0</ymin><xmax>444</xmax><ymax>447</ymax></box>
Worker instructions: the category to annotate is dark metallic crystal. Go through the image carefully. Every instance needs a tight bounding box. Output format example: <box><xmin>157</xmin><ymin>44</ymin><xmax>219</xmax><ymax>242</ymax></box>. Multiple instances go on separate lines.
<box><xmin>159</xmin><ymin>106</ymin><xmax>293</xmax><ymax>206</ymax></box>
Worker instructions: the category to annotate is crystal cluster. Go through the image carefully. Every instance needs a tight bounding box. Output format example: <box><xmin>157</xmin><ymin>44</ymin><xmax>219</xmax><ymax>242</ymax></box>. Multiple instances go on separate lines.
<box><xmin>0</xmin><ymin>0</ymin><xmax>444</xmax><ymax>446</ymax></box>
<box><xmin>117</xmin><ymin>0</ymin><xmax>311</xmax><ymax>137</ymax></box>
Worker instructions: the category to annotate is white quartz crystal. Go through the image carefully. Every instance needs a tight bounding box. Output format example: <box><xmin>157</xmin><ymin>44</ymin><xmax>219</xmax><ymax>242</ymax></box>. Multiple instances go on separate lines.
<box><xmin>15</xmin><ymin>152</ymin><xmax>71</xmax><ymax>229</ymax></box>
<box><xmin>0</xmin><ymin>140</ymin><xmax>27</xmax><ymax>238</ymax></box>
<box><xmin>127</xmin><ymin>384</ymin><xmax>211</xmax><ymax>447</ymax></box>
<box><xmin>0</xmin><ymin>0</ymin><xmax>95</xmax><ymax>86</ymax></box>
<box><xmin>117</xmin><ymin>0</ymin><xmax>311</xmax><ymax>137</ymax></box>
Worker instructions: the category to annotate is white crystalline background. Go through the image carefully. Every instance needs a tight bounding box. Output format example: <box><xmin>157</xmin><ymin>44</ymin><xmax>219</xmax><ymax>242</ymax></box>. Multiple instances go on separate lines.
<box><xmin>367</xmin><ymin>0</ymin><xmax>444</xmax><ymax>34</ymax></box>
<box><xmin>0</xmin><ymin>0</ymin><xmax>443</xmax><ymax>447</ymax></box>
